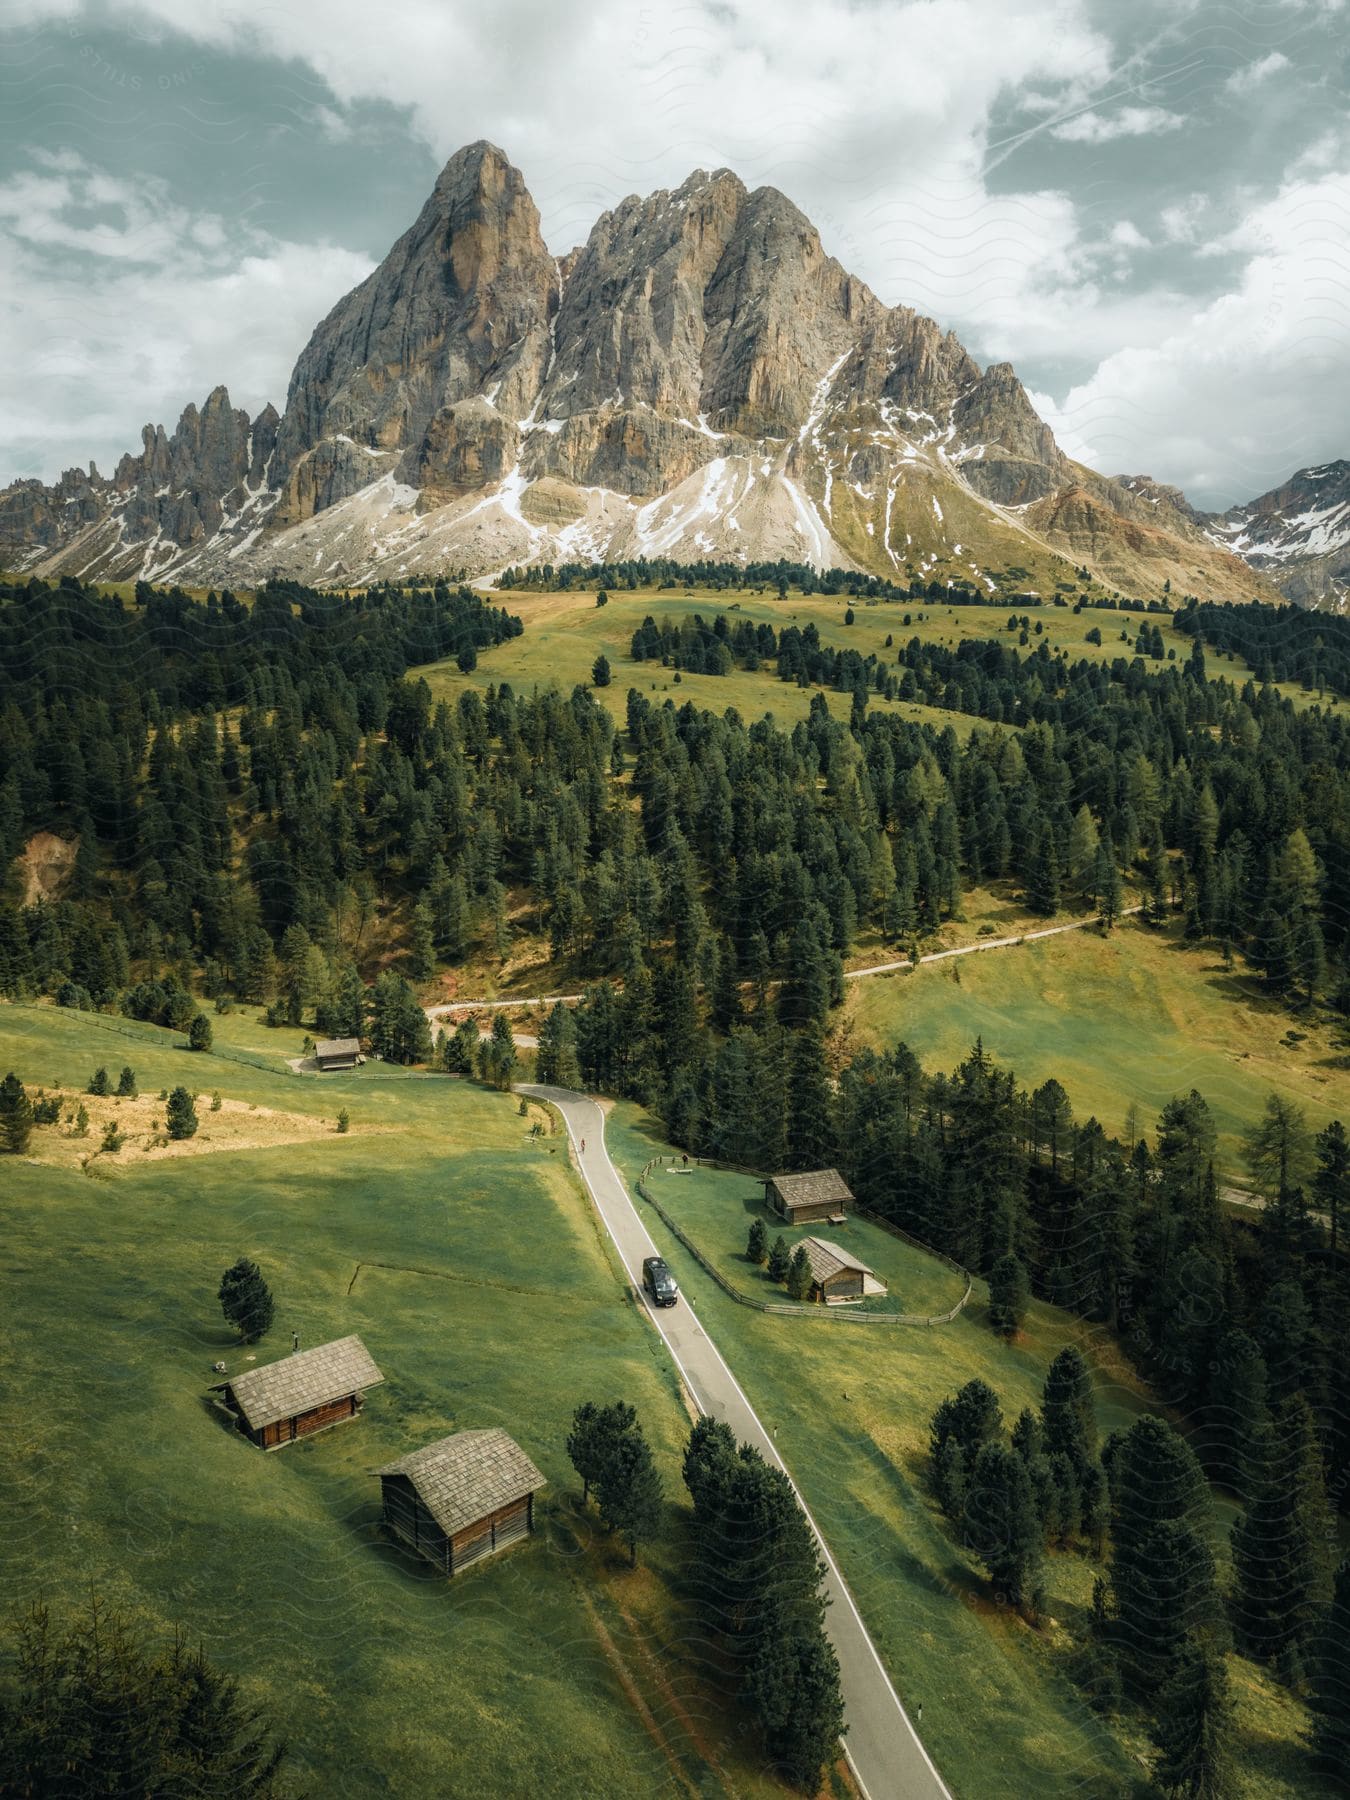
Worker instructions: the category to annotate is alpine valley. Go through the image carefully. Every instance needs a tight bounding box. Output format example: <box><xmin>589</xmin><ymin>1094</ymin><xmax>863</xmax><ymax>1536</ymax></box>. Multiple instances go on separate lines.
<box><xmin>1</xmin><ymin>140</ymin><xmax>1333</xmax><ymax>606</ymax></box>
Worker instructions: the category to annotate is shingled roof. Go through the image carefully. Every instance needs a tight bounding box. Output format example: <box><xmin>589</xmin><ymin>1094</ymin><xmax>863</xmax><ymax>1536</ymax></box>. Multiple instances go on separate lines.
<box><xmin>801</xmin><ymin>1235</ymin><xmax>876</xmax><ymax>1283</ymax></box>
<box><xmin>216</xmin><ymin>1335</ymin><xmax>383</xmax><ymax>1429</ymax></box>
<box><xmin>315</xmin><ymin>1037</ymin><xmax>360</xmax><ymax>1059</ymax></box>
<box><xmin>767</xmin><ymin>1169</ymin><xmax>853</xmax><ymax>1208</ymax></box>
<box><xmin>378</xmin><ymin>1429</ymin><xmax>546</xmax><ymax>1536</ymax></box>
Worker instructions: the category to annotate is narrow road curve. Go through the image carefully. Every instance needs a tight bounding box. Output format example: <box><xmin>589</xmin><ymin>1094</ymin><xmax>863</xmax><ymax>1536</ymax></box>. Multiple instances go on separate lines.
<box><xmin>518</xmin><ymin>1083</ymin><xmax>951</xmax><ymax>1800</ymax></box>
<box><xmin>428</xmin><ymin>906</ymin><xmax>1141</xmax><ymax>1015</ymax></box>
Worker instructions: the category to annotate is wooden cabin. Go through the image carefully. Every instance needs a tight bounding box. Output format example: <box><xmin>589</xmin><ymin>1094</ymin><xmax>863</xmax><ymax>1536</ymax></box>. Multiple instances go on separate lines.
<box><xmin>314</xmin><ymin>1036</ymin><xmax>362</xmax><ymax>1071</ymax></box>
<box><xmin>764</xmin><ymin>1169</ymin><xmax>853</xmax><ymax>1224</ymax></box>
<box><xmin>211</xmin><ymin>1334</ymin><xmax>384</xmax><ymax>1450</ymax></box>
<box><xmin>378</xmin><ymin>1429</ymin><xmax>546</xmax><ymax>1577</ymax></box>
<box><xmin>800</xmin><ymin>1236</ymin><xmax>886</xmax><ymax>1305</ymax></box>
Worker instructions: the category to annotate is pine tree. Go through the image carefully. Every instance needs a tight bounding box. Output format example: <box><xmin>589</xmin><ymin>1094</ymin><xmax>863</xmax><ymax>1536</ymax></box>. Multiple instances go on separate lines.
<box><xmin>535</xmin><ymin>1001</ymin><xmax>581</xmax><ymax>1088</ymax></box>
<box><xmin>116</xmin><ymin>1065</ymin><xmax>138</xmax><ymax>1097</ymax></box>
<box><xmin>1110</xmin><ymin>1416</ymin><xmax>1218</xmax><ymax>1688</ymax></box>
<box><xmin>746</xmin><ymin>1218</ymin><xmax>768</xmax><ymax>1265</ymax></box>
<box><xmin>1027</xmin><ymin>820</ymin><xmax>1061</xmax><ymax>916</ymax></box>
<box><xmin>566</xmin><ymin>1400</ymin><xmax>637</xmax><ymax>1507</ymax></box>
<box><xmin>964</xmin><ymin>1442</ymin><xmax>1043</xmax><ymax>1613</ymax></box>
<box><xmin>767</xmin><ymin>1235</ymin><xmax>791</xmax><ymax>1283</ymax></box>
<box><xmin>682</xmin><ymin>1415</ymin><xmax>739</xmax><ymax>1521</ymax></box>
<box><xmin>595</xmin><ymin>1424</ymin><xmax>663</xmax><ymax>1565</ymax></box>
<box><xmin>1312</xmin><ymin>1117</ymin><xmax>1347</xmax><ymax>1256</ymax></box>
<box><xmin>187</xmin><ymin>1012</ymin><xmax>213</xmax><ymax>1052</ymax></box>
<box><xmin>592</xmin><ymin>652</ymin><xmax>612</xmax><ymax>688</ymax></box>
<box><xmin>0</xmin><ymin>1596</ymin><xmax>289</xmax><ymax>1798</ymax></box>
<box><xmin>987</xmin><ymin>1252</ymin><xmax>1029</xmax><ymax>1337</ymax></box>
<box><xmin>218</xmin><ymin>1257</ymin><xmax>275</xmax><ymax>1343</ymax></box>
<box><xmin>1041</xmin><ymin>1345</ymin><xmax>1098</xmax><ymax>1476</ymax></box>
<box><xmin>87</xmin><ymin>1066</ymin><xmax>110</xmax><ymax>1096</ymax></box>
<box><xmin>1230</xmin><ymin>1398</ymin><xmax>1332</xmax><ymax>1678</ymax></box>
<box><xmin>786</xmin><ymin>1244</ymin><xmax>812</xmax><ymax>1301</ymax></box>
<box><xmin>0</xmin><ymin>1072</ymin><xmax>34</xmax><ymax>1154</ymax></box>
<box><xmin>1148</xmin><ymin>1636</ymin><xmax>1237</xmax><ymax>1800</ymax></box>
<box><xmin>410</xmin><ymin>897</ymin><xmax>437</xmax><ymax>981</ymax></box>
<box><xmin>165</xmin><ymin>1086</ymin><xmax>198</xmax><ymax>1141</ymax></box>
<box><xmin>1311</xmin><ymin>1560</ymin><xmax>1350</xmax><ymax>1780</ymax></box>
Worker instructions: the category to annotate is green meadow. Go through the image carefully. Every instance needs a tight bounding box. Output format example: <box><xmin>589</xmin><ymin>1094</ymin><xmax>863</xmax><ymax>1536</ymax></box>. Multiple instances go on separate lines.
<box><xmin>603</xmin><ymin>1106</ymin><xmax>1332</xmax><ymax>1800</ymax></box>
<box><xmin>845</xmin><ymin>916</ymin><xmax>1350</xmax><ymax>1168</ymax></box>
<box><xmin>0</xmin><ymin>1001</ymin><xmax>788</xmax><ymax>1800</ymax></box>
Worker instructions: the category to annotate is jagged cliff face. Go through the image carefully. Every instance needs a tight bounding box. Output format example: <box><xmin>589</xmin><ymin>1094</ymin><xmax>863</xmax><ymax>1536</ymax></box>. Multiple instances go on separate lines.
<box><xmin>0</xmin><ymin>140</ymin><xmax>1281</xmax><ymax>603</ymax></box>
<box><xmin>1201</xmin><ymin>462</ymin><xmax>1350</xmax><ymax>609</ymax></box>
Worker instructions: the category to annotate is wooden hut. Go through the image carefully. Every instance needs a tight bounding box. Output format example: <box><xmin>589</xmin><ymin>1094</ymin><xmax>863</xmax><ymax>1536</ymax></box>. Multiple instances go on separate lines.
<box><xmin>800</xmin><ymin>1236</ymin><xmax>886</xmax><ymax>1305</ymax></box>
<box><xmin>211</xmin><ymin>1335</ymin><xmax>383</xmax><ymax>1449</ymax></box>
<box><xmin>763</xmin><ymin>1169</ymin><xmax>853</xmax><ymax>1224</ymax></box>
<box><xmin>314</xmin><ymin>1036</ymin><xmax>361</xmax><ymax>1071</ymax></box>
<box><xmin>378</xmin><ymin>1429</ymin><xmax>546</xmax><ymax>1577</ymax></box>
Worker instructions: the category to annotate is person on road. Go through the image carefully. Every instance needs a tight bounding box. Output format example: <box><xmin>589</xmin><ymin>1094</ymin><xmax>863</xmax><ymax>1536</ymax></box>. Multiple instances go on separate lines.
<box><xmin>581</xmin><ymin>1138</ymin><xmax>586</xmax><ymax>1152</ymax></box>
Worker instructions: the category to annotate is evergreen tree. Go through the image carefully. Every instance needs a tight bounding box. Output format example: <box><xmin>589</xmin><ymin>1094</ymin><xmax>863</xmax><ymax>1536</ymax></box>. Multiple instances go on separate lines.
<box><xmin>592</xmin><ymin>652</ymin><xmax>612</xmax><ymax>688</ymax></box>
<box><xmin>1110</xmin><ymin>1416</ymin><xmax>1217</xmax><ymax>1688</ymax></box>
<box><xmin>444</xmin><ymin>1015</ymin><xmax>479</xmax><ymax>1075</ymax></box>
<box><xmin>1041</xmin><ymin>1345</ymin><xmax>1098</xmax><ymax>1476</ymax></box>
<box><xmin>987</xmin><ymin>1252</ymin><xmax>1029</xmax><ymax>1337</ymax></box>
<box><xmin>787</xmin><ymin>1244</ymin><xmax>812</xmax><ymax>1301</ymax></box>
<box><xmin>0</xmin><ymin>1596</ymin><xmax>289</xmax><ymax>1799</ymax></box>
<box><xmin>535</xmin><ymin>1001</ymin><xmax>581</xmax><ymax>1088</ymax></box>
<box><xmin>1229</xmin><ymin>1398</ymin><xmax>1332</xmax><ymax>1678</ymax></box>
<box><xmin>0</xmin><ymin>1071</ymin><xmax>33</xmax><ymax>1154</ymax></box>
<box><xmin>165</xmin><ymin>1086</ymin><xmax>198</xmax><ymax>1141</ymax></box>
<box><xmin>1148</xmin><ymin>1636</ymin><xmax>1237</xmax><ymax>1800</ymax></box>
<box><xmin>187</xmin><ymin>1012</ymin><xmax>213</xmax><ymax>1052</ymax></box>
<box><xmin>116</xmin><ymin>1065</ymin><xmax>137</xmax><ymax>1097</ymax></box>
<box><xmin>1310</xmin><ymin>1560</ymin><xmax>1350</xmax><ymax>1781</ymax></box>
<box><xmin>746</xmin><ymin>1218</ymin><xmax>768</xmax><ymax>1265</ymax></box>
<box><xmin>1027</xmin><ymin>821</ymin><xmax>1061</xmax><ymax>916</ymax></box>
<box><xmin>767</xmin><ymin>1235</ymin><xmax>791</xmax><ymax>1283</ymax></box>
<box><xmin>1312</xmin><ymin>1117</ymin><xmax>1347</xmax><ymax>1256</ymax></box>
<box><xmin>218</xmin><ymin>1256</ymin><xmax>275</xmax><ymax>1343</ymax></box>
<box><xmin>594</xmin><ymin>1423</ymin><xmax>663</xmax><ymax>1565</ymax></box>
<box><xmin>410</xmin><ymin>897</ymin><xmax>437</xmax><ymax>981</ymax></box>
<box><xmin>964</xmin><ymin>1442</ymin><xmax>1043</xmax><ymax>1614</ymax></box>
<box><xmin>87</xmin><ymin>1066</ymin><xmax>110</xmax><ymax>1096</ymax></box>
<box><xmin>566</xmin><ymin>1399</ymin><xmax>637</xmax><ymax>1507</ymax></box>
<box><xmin>682</xmin><ymin>1415</ymin><xmax>739</xmax><ymax>1521</ymax></box>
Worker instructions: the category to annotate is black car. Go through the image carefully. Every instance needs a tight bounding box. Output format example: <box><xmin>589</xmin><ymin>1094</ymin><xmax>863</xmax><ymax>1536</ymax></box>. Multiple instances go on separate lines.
<box><xmin>642</xmin><ymin>1255</ymin><xmax>679</xmax><ymax>1307</ymax></box>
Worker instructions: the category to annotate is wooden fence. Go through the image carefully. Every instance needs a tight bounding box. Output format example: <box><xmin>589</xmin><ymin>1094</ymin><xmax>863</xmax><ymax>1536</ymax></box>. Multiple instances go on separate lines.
<box><xmin>636</xmin><ymin>1155</ymin><xmax>972</xmax><ymax>1327</ymax></box>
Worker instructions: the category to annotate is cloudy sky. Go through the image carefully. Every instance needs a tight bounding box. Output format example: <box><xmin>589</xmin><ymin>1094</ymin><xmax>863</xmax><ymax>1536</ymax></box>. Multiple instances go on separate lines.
<box><xmin>2</xmin><ymin>0</ymin><xmax>1347</xmax><ymax>508</ymax></box>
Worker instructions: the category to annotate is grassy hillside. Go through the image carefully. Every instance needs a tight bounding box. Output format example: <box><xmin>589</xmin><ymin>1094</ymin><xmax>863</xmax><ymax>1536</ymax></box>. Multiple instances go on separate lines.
<box><xmin>0</xmin><ymin>1001</ymin><xmax>790</xmax><ymax>1800</ymax></box>
<box><xmin>413</xmin><ymin>583</ymin><xmax>1336</xmax><ymax>730</ymax></box>
<box><xmin>604</xmin><ymin>1106</ymin><xmax>1332</xmax><ymax>1800</ymax></box>
<box><xmin>844</xmin><ymin>915</ymin><xmax>1349</xmax><ymax>1166</ymax></box>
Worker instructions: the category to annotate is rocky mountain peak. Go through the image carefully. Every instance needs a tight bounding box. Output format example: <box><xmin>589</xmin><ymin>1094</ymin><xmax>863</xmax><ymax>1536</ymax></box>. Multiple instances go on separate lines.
<box><xmin>0</xmin><ymin>140</ymin><xmax>1295</xmax><ymax>605</ymax></box>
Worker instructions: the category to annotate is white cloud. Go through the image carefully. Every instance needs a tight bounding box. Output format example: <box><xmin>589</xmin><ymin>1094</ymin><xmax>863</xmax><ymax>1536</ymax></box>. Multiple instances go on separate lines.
<box><xmin>1109</xmin><ymin>219</ymin><xmax>1148</xmax><ymax>250</ymax></box>
<box><xmin>0</xmin><ymin>154</ymin><xmax>373</xmax><ymax>479</ymax></box>
<box><xmin>1031</xmin><ymin>162</ymin><xmax>1350</xmax><ymax>505</ymax></box>
<box><xmin>1050</xmin><ymin>104</ymin><xmax>1185</xmax><ymax>144</ymax></box>
<box><xmin>1224</xmin><ymin>52</ymin><xmax>1291</xmax><ymax>95</ymax></box>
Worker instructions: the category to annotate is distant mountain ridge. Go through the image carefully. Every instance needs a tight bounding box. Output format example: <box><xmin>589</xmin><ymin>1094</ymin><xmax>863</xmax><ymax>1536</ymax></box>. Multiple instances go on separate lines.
<box><xmin>1201</xmin><ymin>462</ymin><xmax>1350</xmax><ymax>609</ymax></box>
<box><xmin>0</xmin><ymin>140</ymin><xmax>1290</xmax><ymax>603</ymax></box>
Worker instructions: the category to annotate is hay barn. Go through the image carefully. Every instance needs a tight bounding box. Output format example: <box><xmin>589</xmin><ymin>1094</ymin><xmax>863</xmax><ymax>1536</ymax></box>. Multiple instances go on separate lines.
<box><xmin>211</xmin><ymin>1334</ymin><xmax>384</xmax><ymax>1449</ymax></box>
<box><xmin>378</xmin><ymin>1429</ymin><xmax>546</xmax><ymax>1577</ymax></box>
<box><xmin>763</xmin><ymin>1169</ymin><xmax>853</xmax><ymax>1224</ymax></box>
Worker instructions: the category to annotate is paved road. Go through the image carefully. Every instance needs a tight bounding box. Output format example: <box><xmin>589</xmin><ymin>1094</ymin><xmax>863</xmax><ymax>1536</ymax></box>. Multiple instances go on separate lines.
<box><xmin>518</xmin><ymin>1083</ymin><xmax>951</xmax><ymax>1800</ymax></box>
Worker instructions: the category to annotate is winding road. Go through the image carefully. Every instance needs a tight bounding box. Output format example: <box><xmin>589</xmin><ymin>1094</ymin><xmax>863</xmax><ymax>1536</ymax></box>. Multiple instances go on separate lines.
<box><xmin>518</xmin><ymin>1082</ymin><xmax>951</xmax><ymax>1800</ymax></box>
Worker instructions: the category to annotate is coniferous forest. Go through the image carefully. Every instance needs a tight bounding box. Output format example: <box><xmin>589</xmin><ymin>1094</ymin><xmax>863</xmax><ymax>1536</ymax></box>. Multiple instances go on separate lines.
<box><xmin>2</xmin><ymin>570</ymin><xmax>1349</xmax><ymax>1790</ymax></box>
